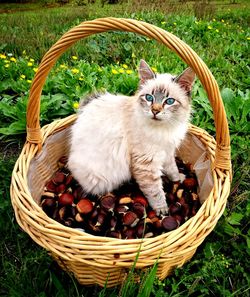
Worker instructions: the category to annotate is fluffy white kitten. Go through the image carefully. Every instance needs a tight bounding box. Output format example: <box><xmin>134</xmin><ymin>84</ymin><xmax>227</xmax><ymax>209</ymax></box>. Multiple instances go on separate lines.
<box><xmin>68</xmin><ymin>60</ymin><xmax>195</xmax><ymax>214</ymax></box>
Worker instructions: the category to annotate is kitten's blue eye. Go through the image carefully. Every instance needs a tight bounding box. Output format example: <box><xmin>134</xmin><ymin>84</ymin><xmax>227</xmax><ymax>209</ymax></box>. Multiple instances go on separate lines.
<box><xmin>145</xmin><ymin>94</ymin><xmax>154</xmax><ymax>102</ymax></box>
<box><xmin>165</xmin><ymin>98</ymin><xmax>175</xmax><ymax>105</ymax></box>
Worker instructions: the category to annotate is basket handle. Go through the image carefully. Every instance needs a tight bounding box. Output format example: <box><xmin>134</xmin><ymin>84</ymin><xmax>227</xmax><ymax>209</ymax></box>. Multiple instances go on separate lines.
<box><xmin>27</xmin><ymin>17</ymin><xmax>231</xmax><ymax>171</ymax></box>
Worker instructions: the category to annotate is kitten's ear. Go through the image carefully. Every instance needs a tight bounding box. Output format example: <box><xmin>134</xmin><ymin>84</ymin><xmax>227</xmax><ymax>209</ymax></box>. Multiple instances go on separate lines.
<box><xmin>139</xmin><ymin>59</ymin><xmax>156</xmax><ymax>85</ymax></box>
<box><xmin>175</xmin><ymin>67</ymin><xmax>196</xmax><ymax>94</ymax></box>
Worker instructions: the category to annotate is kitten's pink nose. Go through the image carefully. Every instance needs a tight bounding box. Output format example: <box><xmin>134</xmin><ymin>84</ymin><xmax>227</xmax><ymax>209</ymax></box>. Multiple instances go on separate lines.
<box><xmin>151</xmin><ymin>103</ymin><xmax>162</xmax><ymax>116</ymax></box>
<box><xmin>151</xmin><ymin>109</ymin><xmax>160</xmax><ymax>116</ymax></box>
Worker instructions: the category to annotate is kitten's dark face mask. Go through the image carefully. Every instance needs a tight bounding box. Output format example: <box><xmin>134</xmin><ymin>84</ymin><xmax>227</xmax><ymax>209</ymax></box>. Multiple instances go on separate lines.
<box><xmin>137</xmin><ymin>59</ymin><xmax>195</xmax><ymax>123</ymax></box>
<box><xmin>139</xmin><ymin>90</ymin><xmax>180</xmax><ymax>122</ymax></box>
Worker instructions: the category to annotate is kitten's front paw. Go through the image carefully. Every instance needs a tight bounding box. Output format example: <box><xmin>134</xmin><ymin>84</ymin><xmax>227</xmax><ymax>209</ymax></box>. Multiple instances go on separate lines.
<box><xmin>147</xmin><ymin>192</ymin><xmax>169</xmax><ymax>215</ymax></box>
<box><xmin>155</xmin><ymin>204</ymin><xmax>169</xmax><ymax>216</ymax></box>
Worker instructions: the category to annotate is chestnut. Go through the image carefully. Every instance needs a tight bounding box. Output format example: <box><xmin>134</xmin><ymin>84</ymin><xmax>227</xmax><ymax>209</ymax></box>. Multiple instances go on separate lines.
<box><xmin>56</xmin><ymin>183</ymin><xmax>66</xmax><ymax>194</ymax></box>
<box><xmin>58</xmin><ymin>193</ymin><xmax>74</xmax><ymax>206</ymax></box>
<box><xmin>107</xmin><ymin>231</ymin><xmax>122</xmax><ymax>239</ymax></box>
<box><xmin>52</xmin><ymin>171</ymin><xmax>65</xmax><ymax>185</ymax></box>
<box><xmin>41</xmin><ymin>198</ymin><xmax>57</xmax><ymax>216</ymax></box>
<box><xmin>169</xmin><ymin>203</ymin><xmax>181</xmax><ymax>215</ymax></box>
<box><xmin>100</xmin><ymin>193</ymin><xmax>116</xmax><ymax>212</ymax></box>
<box><xmin>152</xmin><ymin>218</ymin><xmax>162</xmax><ymax>230</ymax></box>
<box><xmin>147</xmin><ymin>210</ymin><xmax>157</xmax><ymax>220</ymax></box>
<box><xmin>133</xmin><ymin>195</ymin><xmax>148</xmax><ymax>207</ymax></box>
<box><xmin>122</xmin><ymin>211</ymin><xmax>139</xmax><ymax>227</ymax></box>
<box><xmin>167</xmin><ymin>193</ymin><xmax>176</xmax><ymax>204</ymax></box>
<box><xmin>65</xmin><ymin>174</ymin><xmax>74</xmax><ymax>186</ymax></box>
<box><xmin>73</xmin><ymin>186</ymin><xmax>86</xmax><ymax>200</ymax></box>
<box><xmin>90</xmin><ymin>208</ymin><xmax>99</xmax><ymax>220</ymax></box>
<box><xmin>45</xmin><ymin>180</ymin><xmax>57</xmax><ymax>193</ymax></box>
<box><xmin>181</xmin><ymin>203</ymin><xmax>190</xmax><ymax>219</ymax></box>
<box><xmin>136</xmin><ymin>222</ymin><xmax>146</xmax><ymax>238</ymax></box>
<box><xmin>123</xmin><ymin>227</ymin><xmax>135</xmax><ymax>239</ymax></box>
<box><xmin>173</xmin><ymin>214</ymin><xmax>183</xmax><ymax>225</ymax></box>
<box><xmin>58</xmin><ymin>156</ymin><xmax>68</xmax><ymax>168</ymax></box>
<box><xmin>115</xmin><ymin>205</ymin><xmax>129</xmax><ymax>214</ymax></box>
<box><xmin>95</xmin><ymin>212</ymin><xmax>106</xmax><ymax>227</ymax></box>
<box><xmin>76</xmin><ymin>198</ymin><xmax>94</xmax><ymax>214</ymax></box>
<box><xmin>183</xmin><ymin>178</ymin><xmax>197</xmax><ymax>190</ymax></box>
<box><xmin>161</xmin><ymin>216</ymin><xmax>179</xmax><ymax>231</ymax></box>
<box><xmin>132</xmin><ymin>202</ymin><xmax>146</xmax><ymax>218</ymax></box>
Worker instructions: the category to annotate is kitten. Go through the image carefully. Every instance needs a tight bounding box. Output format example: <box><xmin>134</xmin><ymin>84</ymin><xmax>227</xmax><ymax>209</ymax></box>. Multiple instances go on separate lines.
<box><xmin>68</xmin><ymin>60</ymin><xmax>195</xmax><ymax>214</ymax></box>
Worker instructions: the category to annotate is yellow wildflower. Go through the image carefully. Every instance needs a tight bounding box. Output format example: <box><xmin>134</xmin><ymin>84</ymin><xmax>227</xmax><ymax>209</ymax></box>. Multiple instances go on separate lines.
<box><xmin>221</xmin><ymin>19</ymin><xmax>225</xmax><ymax>23</ymax></box>
<box><xmin>98</xmin><ymin>67</ymin><xmax>103</xmax><ymax>72</ymax></box>
<box><xmin>173</xmin><ymin>22</ymin><xmax>177</xmax><ymax>26</ymax></box>
<box><xmin>71</xmin><ymin>68</ymin><xmax>79</xmax><ymax>74</ymax></box>
<box><xmin>10</xmin><ymin>57</ymin><xmax>16</xmax><ymax>62</ymax></box>
<box><xmin>33</xmin><ymin>67</ymin><xmax>38</xmax><ymax>72</ymax></box>
<box><xmin>79</xmin><ymin>77</ymin><xmax>84</xmax><ymax>81</ymax></box>
<box><xmin>60</xmin><ymin>64</ymin><xmax>67</xmax><ymax>69</ymax></box>
<box><xmin>161</xmin><ymin>21</ymin><xmax>166</xmax><ymax>25</ymax></box>
<box><xmin>29</xmin><ymin>58</ymin><xmax>34</xmax><ymax>62</ymax></box>
<box><xmin>4</xmin><ymin>60</ymin><xmax>9</xmax><ymax>63</ymax></box>
<box><xmin>151</xmin><ymin>67</ymin><xmax>157</xmax><ymax>72</ymax></box>
<box><xmin>132</xmin><ymin>52</ymin><xmax>136</xmax><ymax>58</ymax></box>
<box><xmin>195</xmin><ymin>21</ymin><xmax>199</xmax><ymax>24</ymax></box>
<box><xmin>20</xmin><ymin>74</ymin><xmax>26</xmax><ymax>79</ymax></box>
<box><xmin>215</xmin><ymin>29</ymin><xmax>219</xmax><ymax>33</ymax></box>
<box><xmin>27</xmin><ymin>79</ymin><xmax>32</xmax><ymax>83</ymax></box>
<box><xmin>111</xmin><ymin>69</ymin><xmax>118</xmax><ymax>74</ymax></box>
<box><xmin>72</xmin><ymin>56</ymin><xmax>78</xmax><ymax>60</ymax></box>
<box><xmin>207</xmin><ymin>25</ymin><xmax>212</xmax><ymax>30</ymax></box>
<box><xmin>126</xmin><ymin>70</ymin><xmax>133</xmax><ymax>74</ymax></box>
<box><xmin>247</xmin><ymin>37</ymin><xmax>250</xmax><ymax>40</ymax></box>
<box><xmin>4</xmin><ymin>64</ymin><xmax>9</xmax><ymax>68</ymax></box>
<box><xmin>212</xmin><ymin>18</ymin><xmax>216</xmax><ymax>22</ymax></box>
<box><xmin>73</xmin><ymin>102</ymin><xmax>79</xmax><ymax>109</ymax></box>
<box><xmin>119</xmin><ymin>69</ymin><xmax>125</xmax><ymax>74</ymax></box>
<box><xmin>122</xmin><ymin>64</ymin><xmax>128</xmax><ymax>69</ymax></box>
<box><xmin>27</xmin><ymin>62</ymin><xmax>33</xmax><ymax>67</ymax></box>
<box><xmin>0</xmin><ymin>54</ymin><xmax>6</xmax><ymax>59</ymax></box>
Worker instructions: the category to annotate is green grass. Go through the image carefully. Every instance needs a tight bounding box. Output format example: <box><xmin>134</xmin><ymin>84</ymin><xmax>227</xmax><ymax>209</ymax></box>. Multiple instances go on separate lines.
<box><xmin>0</xmin><ymin>1</ymin><xmax>249</xmax><ymax>296</ymax></box>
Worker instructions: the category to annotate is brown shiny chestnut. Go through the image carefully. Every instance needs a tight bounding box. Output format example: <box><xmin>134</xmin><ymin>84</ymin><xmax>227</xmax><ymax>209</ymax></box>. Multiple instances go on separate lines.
<box><xmin>58</xmin><ymin>193</ymin><xmax>74</xmax><ymax>206</ymax></box>
<box><xmin>76</xmin><ymin>198</ymin><xmax>94</xmax><ymax>214</ymax></box>
<box><xmin>133</xmin><ymin>195</ymin><xmax>148</xmax><ymax>207</ymax></box>
<box><xmin>52</xmin><ymin>171</ymin><xmax>65</xmax><ymax>185</ymax></box>
<box><xmin>161</xmin><ymin>216</ymin><xmax>179</xmax><ymax>231</ymax></box>
<box><xmin>100</xmin><ymin>193</ymin><xmax>116</xmax><ymax>212</ymax></box>
<box><xmin>122</xmin><ymin>211</ymin><xmax>139</xmax><ymax>227</ymax></box>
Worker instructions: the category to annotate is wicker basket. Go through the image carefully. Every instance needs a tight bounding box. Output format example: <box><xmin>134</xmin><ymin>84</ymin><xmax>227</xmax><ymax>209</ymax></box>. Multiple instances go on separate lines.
<box><xmin>10</xmin><ymin>17</ymin><xmax>231</xmax><ymax>287</ymax></box>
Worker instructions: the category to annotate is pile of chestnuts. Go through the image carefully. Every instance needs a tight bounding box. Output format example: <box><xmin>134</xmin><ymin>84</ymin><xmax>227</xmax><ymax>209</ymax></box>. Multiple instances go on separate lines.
<box><xmin>41</xmin><ymin>156</ymin><xmax>200</xmax><ymax>239</ymax></box>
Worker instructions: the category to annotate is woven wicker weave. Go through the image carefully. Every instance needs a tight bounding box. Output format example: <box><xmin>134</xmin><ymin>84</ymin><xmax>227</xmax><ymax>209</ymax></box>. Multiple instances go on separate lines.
<box><xmin>10</xmin><ymin>17</ymin><xmax>231</xmax><ymax>287</ymax></box>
